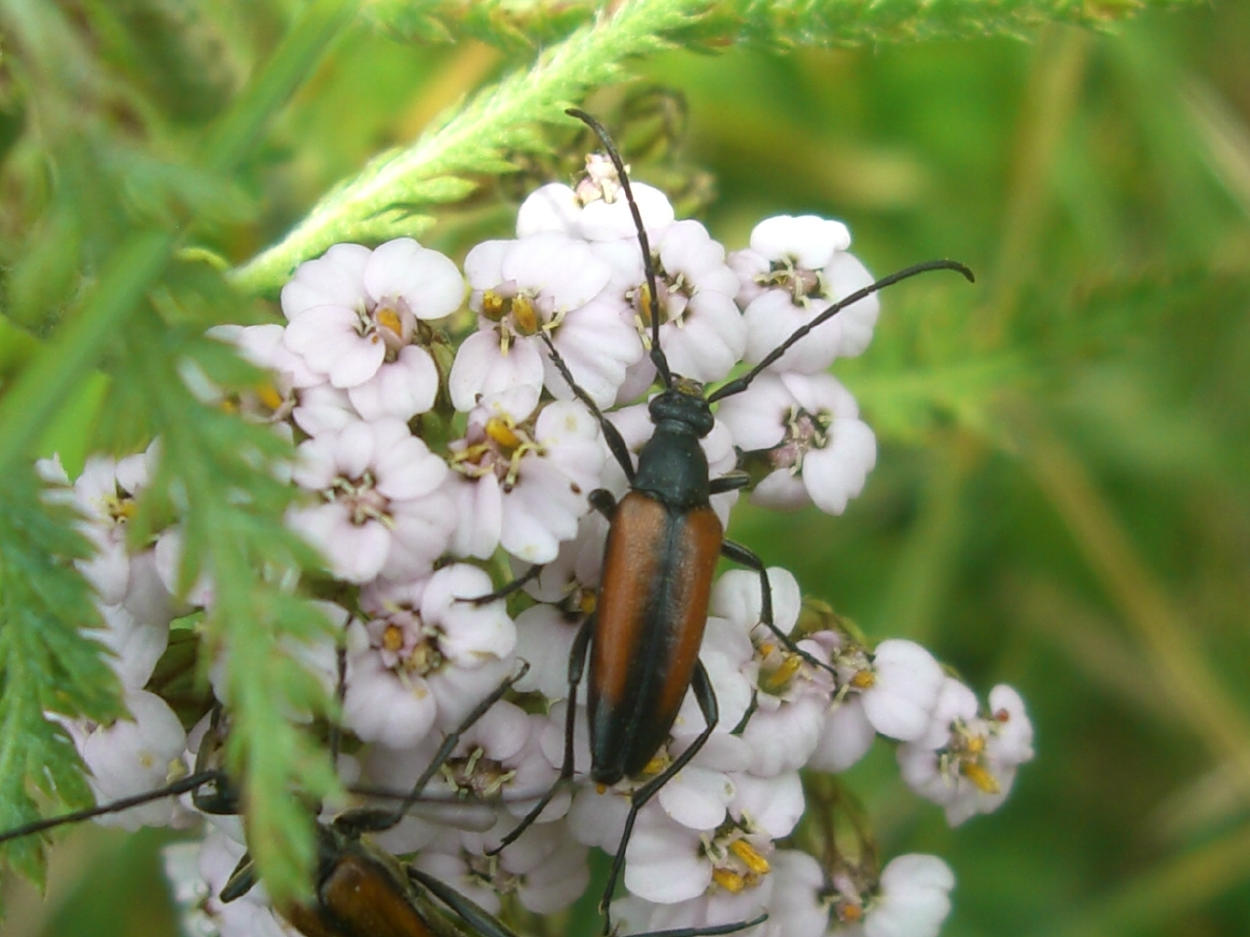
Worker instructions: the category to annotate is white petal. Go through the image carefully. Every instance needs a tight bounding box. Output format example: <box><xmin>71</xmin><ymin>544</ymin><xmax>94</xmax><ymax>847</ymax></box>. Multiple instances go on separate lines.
<box><xmin>374</xmin><ymin>433</ymin><xmax>448</xmax><ymax>501</ymax></box>
<box><xmin>803</xmin><ymin>419</ymin><xmax>876</xmax><ymax>516</ymax></box>
<box><xmin>516</xmin><ymin>183</ymin><xmax>580</xmax><ymax>237</ymax></box>
<box><xmin>658</xmin><ymin>765</ymin><xmax>734</xmax><ymax>831</ymax></box>
<box><xmin>738</xmin><ymin>694</ymin><xmax>826</xmax><ymax>775</ymax></box>
<box><xmin>863</xmin><ymin>640</ymin><xmax>943</xmax><ymax>741</ymax></box>
<box><xmin>866</xmin><ymin>854</ymin><xmax>954</xmax><ymax>937</ymax></box>
<box><xmin>364</xmin><ymin>238</ymin><xmax>464</xmax><ymax>321</ymax></box>
<box><xmin>750</xmin><ymin>215</ymin><xmax>851</xmax><ymax>269</ymax></box>
<box><xmin>578</xmin><ymin>183</ymin><xmax>674</xmax><ymax>241</ymax></box>
<box><xmin>347</xmin><ymin>345</ymin><xmax>439</xmax><ymax>421</ymax></box>
<box><xmin>513</xmin><ymin>604</ymin><xmax>580</xmax><ymax>700</ymax></box>
<box><xmin>822</xmin><ymin>251</ymin><xmax>879</xmax><ymax>358</ymax></box>
<box><xmin>280</xmin><ymin>243</ymin><xmax>370</xmax><ymax>320</ymax></box>
<box><xmin>808</xmin><ymin>697</ymin><xmax>876</xmax><ymax>772</ymax></box>
<box><xmin>343</xmin><ymin>657</ymin><xmax>437</xmax><ymax>747</ymax></box>
<box><xmin>733</xmin><ymin>771</ymin><xmax>804</xmax><ymax>837</ymax></box>
<box><xmin>464</xmin><ymin>239</ymin><xmax>511</xmax><ymax>288</ymax></box>
<box><xmin>445</xmin><ymin>474</ymin><xmax>503</xmax><ymax>560</ymax></box>
<box><xmin>623</xmin><ymin>815</ymin><xmax>710</xmax><ymax>904</ymax></box>
<box><xmin>449</xmin><ymin>330</ymin><xmax>543</xmax><ymax>420</ymax></box>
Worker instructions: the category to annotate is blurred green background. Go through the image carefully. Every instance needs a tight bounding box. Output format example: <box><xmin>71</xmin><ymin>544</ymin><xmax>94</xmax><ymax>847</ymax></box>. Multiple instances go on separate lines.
<box><xmin>3</xmin><ymin>2</ymin><xmax>1249</xmax><ymax>936</ymax></box>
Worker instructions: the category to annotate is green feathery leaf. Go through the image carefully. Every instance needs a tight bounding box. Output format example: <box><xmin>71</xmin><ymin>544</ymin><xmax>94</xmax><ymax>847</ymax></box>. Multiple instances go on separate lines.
<box><xmin>0</xmin><ymin>466</ymin><xmax>123</xmax><ymax>886</ymax></box>
<box><xmin>229</xmin><ymin>0</ymin><xmax>713</xmax><ymax>294</ymax></box>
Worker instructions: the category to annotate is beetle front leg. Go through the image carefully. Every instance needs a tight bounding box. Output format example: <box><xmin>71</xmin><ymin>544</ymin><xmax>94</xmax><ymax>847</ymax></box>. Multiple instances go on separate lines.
<box><xmin>347</xmin><ymin>660</ymin><xmax>530</xmax><ymax>836</ymax></box>
<box><xmin>720</xmin><ymin>539</ymin><xmax>836</xmax><ymax>678</ymax></box>
<box><xmin>462</xmin><ymin>562</ymin><xmax>545</xmax><ymax>605</ymax></box>
<box><xmin>541</xmin><ymin>332</ymin><xmax>636</xmax><ymax>482</ymax></box>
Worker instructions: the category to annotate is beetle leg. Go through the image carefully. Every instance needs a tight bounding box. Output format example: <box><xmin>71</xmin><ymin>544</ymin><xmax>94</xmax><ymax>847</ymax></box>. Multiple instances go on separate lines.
<box><xmin>599</xmin><ymin>661</ymin><xmax>719</xmax><ymax>934</ymax></box>
<box><xmin>0</xmin><ymin>769</ymin><xmax>227</xmax><ymax>846</ymax></box>
<box><xmin>487</xmin><ymin>613</ymin><xmax>594</xmax><ymax>855</ymax></box>
<box><xmin>409</xmin><ymin>866</ymin><xmax>523</xmax><ymax>937</ymax></box>
<box><xmin>219</xmin><ymin>851</ymin><xmax>259</xmax><ymax>903</ymax></box>
<box><xmin>329</xmin><ymin>641</ymin><xmax>348</xmax><ymax>764</ymax></box>
<box><xmin>352</xmin><ymin>660</ymin><xmax>530</xmax><ymax>834</ymax></box>
<box><xmin>540</xmin><ymin>332</ymin><xmax>636</xmax><ymax>481</ymax></box>
<box><xmin>720</xmin><ymin>539</ymin><xmax>837</xmax><ymax>678</ymax></box>
<box><xmin>460</xmin><ymin>562</ymin><xmax>545</xmax><ymax>605</ymax></box>
<box><xmin>589</xmin><ymin>488</ymin><xmax>617</xmax><ymax>519</ymax></box>
<box><xmin>708</xmin><ymin>471</ymin><xmax>750</xmax><ymax>495</ymax></box>
<box><xmin>622</xmin><ymin>913</ymin><xmax>771</xmax><ymax>937</ymax></box>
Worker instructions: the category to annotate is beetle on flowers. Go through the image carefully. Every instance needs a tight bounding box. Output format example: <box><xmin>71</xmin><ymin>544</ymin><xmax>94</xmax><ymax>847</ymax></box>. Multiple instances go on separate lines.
<box><xmin>4</xmin><ymin>111</ymin><xmax>1033</xmax><ymax>937</ymax></box>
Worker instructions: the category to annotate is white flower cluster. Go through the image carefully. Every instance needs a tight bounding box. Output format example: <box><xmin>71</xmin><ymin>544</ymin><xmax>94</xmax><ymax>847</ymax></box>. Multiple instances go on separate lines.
<box><xmin>41</xmin><ymin>156</ymin><xmax>1034</xmax><ymax>937</ymax></box>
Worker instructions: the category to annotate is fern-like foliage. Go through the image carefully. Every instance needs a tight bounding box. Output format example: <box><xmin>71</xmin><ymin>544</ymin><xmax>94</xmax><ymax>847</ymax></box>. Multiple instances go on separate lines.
<box><xmin>231</xmin><ymin>0</ymin><xmax>713</xmax><ymax>293</ymax></box>
<box><xmin>727</xmin><ymin>0</ymin><xmax>1198</xmax><ymax>46</ymax></box>
<box><xmin>121</xmin><ymin>306</ymin><xmax>343</xmax><ymax>902</ymax></box>
<box><xmin>233</xmin><ymin>0</ymin><xmax>1199</xmax><ymax>295</ymax></box>
<box><xmin>365</xmin><ymin>0</ymin><xmax>1200</xmax><ymax>52</ymax></box>
<box><xmin>0</xmin><ymin>468</ymin><xmax>123</xmax><ymax>889</ymax></box>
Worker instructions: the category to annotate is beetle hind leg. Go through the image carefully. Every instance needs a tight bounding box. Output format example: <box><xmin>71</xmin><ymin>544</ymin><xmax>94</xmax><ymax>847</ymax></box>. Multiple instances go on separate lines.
<box><xmin>486</xmin><ymin>614</ymin><xmax>594</xmax><ymax>856</ymax></box>
<box><xmin>599</xmin><ymin>661</ymin><xmax>719</xmax><ymax>935</ymax></box>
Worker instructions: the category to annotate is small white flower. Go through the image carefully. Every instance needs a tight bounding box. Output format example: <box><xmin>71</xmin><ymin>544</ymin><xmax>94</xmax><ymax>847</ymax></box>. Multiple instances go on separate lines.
<box><xmin>372</xmin><ymin>699</ymin><xmax>559</xmax><ymax>827</ymax></box>
<box><xmin>836</xmin><ymin>854</ymin><xmax>955</xmax><ymax>937</ymax></box>
<box><xmin>445</xmin><ymin>401</ymin><xmax>605</xmax><ymax>564</ymax></box>
<box><xmin>516</xmin><ymin>167</ymin><xmax>675</xmax><ymax>242</ymax></box>
<box><xmin>208</xmin><ymin>323</ymin><xmax>321</xmax><ymax>424</ymax></box>
<box><xmin>896</xmin><ymin>678</ymin><xmax>1034</xmax><ymax>825</ymax></box>
<box><xmin>72</xmin><ymin>447</ymin><xmax>158</xmax><ymax>605</ymax></box>
<box><xmin>282</xmin><ymin>238</ymin><xmax>462</xmax><ymax>389</ymax></box>
<box><xmin>809</xmin><ymin>638</ymin><xmax>943</xmax><ymax>773</ymax></box>
<box><xmin>733</xmin><ymin>214</ymin><xmax>878</xmax><ymax>374</ymax></box>
<box><xmin>709</xmin><ymin>568</ymin><xmax>832</xmax><ymax>775</ymax></box>
<box><xmin>458</xmin><ymin>817</ymin><xmax>590</xmax><ymax>914</ymax></box>
<box><xmin>716</xmin><ymin>371</ymin><xmax>876</xmax><ymax>516</ymax></box>
<box><xmin>598</xmin><ymin>219</ymin><xmax>745</xmax><ymax>386</ymax></box>
<box><xmin>451</xmin><ymin>234</ymin><xmax>639</xmax><ymax>414</ymax></box>
<box><xmin>343</xmin><ymin>565</ymin><xmax>516</xmax><ymax>746</ymax></box>
<box><xmin>288</xmin><ymin>418</ymin><xmax>452</xmax><ymax>583</ymax></box>
<box><xmin>80</xmin><ymin>689</ymin><xmax>188</xmax><ymax>830</ymax></box>
<box><xmin>624</xmin><ymin>804</ymin><xmax>779</xmax><ymax>907</ymax></box>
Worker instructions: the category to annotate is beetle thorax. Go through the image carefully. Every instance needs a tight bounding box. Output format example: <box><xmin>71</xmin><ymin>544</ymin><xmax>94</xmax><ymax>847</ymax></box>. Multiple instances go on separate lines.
<box><xmin>648</xmin><ymin>384</ymin><xmax>713</xmax><ymax>439</ymax></box>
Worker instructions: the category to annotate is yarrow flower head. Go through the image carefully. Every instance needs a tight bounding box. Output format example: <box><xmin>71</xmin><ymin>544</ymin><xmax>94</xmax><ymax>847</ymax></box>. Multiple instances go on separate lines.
<box><xmin>25</xmin><ymin>147</ymin><xmax>1023</xmax><ymax>937</ymax></box>
<box><xmin>897</xmin><ymin>679</ymin><xmax>1035</xmax><ymax>825</ymax></box>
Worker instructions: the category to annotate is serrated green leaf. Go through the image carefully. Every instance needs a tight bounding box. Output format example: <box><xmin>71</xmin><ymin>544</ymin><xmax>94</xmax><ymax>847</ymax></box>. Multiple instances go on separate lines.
<box><xmin>0</xmin><ymin>466</ymin><xmax>123</xmax><ymax>885</ymax></box>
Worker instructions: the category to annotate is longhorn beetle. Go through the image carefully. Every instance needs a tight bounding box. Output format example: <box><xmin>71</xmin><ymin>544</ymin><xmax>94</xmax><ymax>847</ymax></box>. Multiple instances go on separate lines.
<box><xmin>486</xmin><ymin>108</ymin><xmax>974</xmax><ymax>932</ymax></box>
<box><xmin>0</xmin><ymin>667</ymin><xmax>525</xmax><ymax>937</ymax></box>
<box><xmin>0</xmin><ymin>666</ymin><xmax>763</xmax><ymax>937</ymax></box>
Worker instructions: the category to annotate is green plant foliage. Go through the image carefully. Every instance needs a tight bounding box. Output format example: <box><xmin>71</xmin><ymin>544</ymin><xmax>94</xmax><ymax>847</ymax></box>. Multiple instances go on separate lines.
<box><xmin>0</xmin><ymin>469</ymin><xmax>122</xmax><ymax>889</ymax></box>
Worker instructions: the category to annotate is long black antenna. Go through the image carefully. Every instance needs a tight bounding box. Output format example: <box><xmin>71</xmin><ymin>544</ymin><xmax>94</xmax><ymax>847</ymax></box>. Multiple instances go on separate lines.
<box><xmin>0</xmin><ymin>770</ymin><xmax>221</xmax><ymax>845</ymax></box>
<box><xmin>566</xmin><ymin>107</ymin><xmax>673</xmax><ymax>389</ymax></box>
<box><xmin>707</xmin><ymin>259</ymin><xmax>974</xmax><ymax>403</ymax></box>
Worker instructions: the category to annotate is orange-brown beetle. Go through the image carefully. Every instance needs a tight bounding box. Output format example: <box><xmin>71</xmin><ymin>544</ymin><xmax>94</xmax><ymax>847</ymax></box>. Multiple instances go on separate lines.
<box><xmin>491</xmin><ymin>109</ymin><xmax>973</xmax><ymax>934</ymax></box>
